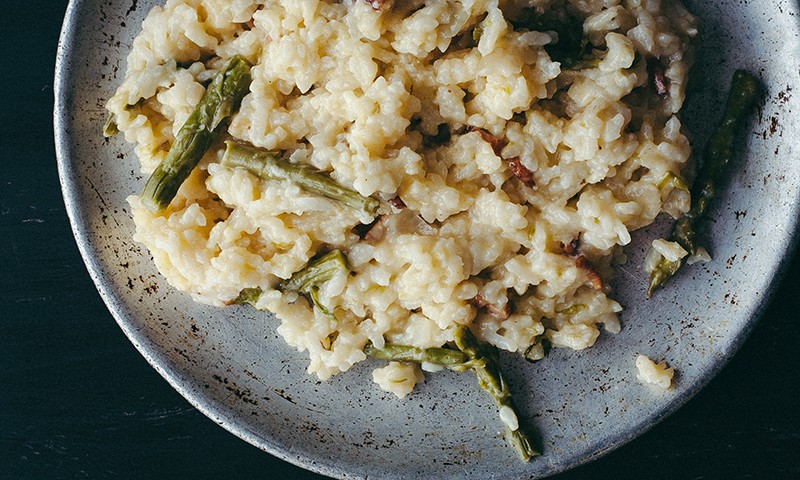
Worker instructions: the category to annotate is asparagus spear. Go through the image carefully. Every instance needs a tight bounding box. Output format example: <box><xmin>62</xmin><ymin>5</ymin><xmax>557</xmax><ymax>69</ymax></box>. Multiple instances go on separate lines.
<box><xmin>365</xmin><ymin>329</ymin><xmax>539</xmax><ymax>461</ymax></box>
<box><xmin>647</xmin><ymin>70</ymin><xmax>760</xmax><ymax>297</ymax></box>
<box><xmin>227</xmin><ymin>252</ymin><xmax>347</xmax><ymax>315</ymax></box>
<box><xmin>364</xmin><ymin>342</ymin><xmax>468</xmax><ymax>366</ymax></box>
<box><xmin>280</xmin><ymin>250</ymin><xmax>348</xmax><ymax>292</ymax></box>
<box><xmin>103</xmin><ymin>112</ymin><xmax>119</xmax><ymax>137</ymax></box>
<box><xmin>232</xmin><ymin>287</ymin><xmax>263</xmax><ymax>307</ymax></box>
<box><xmin>279</xmin><ymin>250</ymin><xmax>349</xmax><ymax>318</ymax></box>
<box><xmin>141</xmin><ymin>55</ymin><xmax>252</xmax><ymax>212</ymax></box>
<box><xmin>221</xmin><ymin>141</ymin><xmax>380</xmax><ymax>215</ymax></box>
<box><xmin>452</xmin><ymin>325</ymin><xmax>539</xmax><ymax>461</ymax></box>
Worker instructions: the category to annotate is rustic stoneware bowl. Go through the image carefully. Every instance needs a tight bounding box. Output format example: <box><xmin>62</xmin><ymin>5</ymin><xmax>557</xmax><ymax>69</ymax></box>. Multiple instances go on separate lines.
<box><xmin>55</xmin><ymin>1</ymin><xmax>800</xmax><ymax>478</ymax></box>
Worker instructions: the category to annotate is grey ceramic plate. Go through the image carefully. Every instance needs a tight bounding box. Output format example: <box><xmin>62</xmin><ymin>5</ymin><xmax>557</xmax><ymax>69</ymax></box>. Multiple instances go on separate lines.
<box><xmin>55</xmin><ymin>1</ymin><xmax>800</xmax><ymax>478</ymax></box>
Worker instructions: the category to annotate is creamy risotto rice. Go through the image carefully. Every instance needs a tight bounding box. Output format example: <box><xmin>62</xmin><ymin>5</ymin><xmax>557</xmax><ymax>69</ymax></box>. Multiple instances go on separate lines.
<box><xmin>107</xmin><ymin>0</ymin><xmax>697</xmax><ymax>394</ymax></box>
<box><xmin>636</xmin><ymin>354</ymin><xmax>675</xmax><ymax>389</ymax></box>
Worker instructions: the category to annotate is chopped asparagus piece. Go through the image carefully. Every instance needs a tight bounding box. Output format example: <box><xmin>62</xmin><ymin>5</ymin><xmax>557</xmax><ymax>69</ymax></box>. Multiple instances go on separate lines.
<box><xmin>233</xmin><ymin>287</ymin><xmax>263</xmax><ymax>307</ymax></box>
<box><xmin>566</xmin><ymin>55</ymin><xmax>602</xmax><ymax>71</ymax></box>
<box><xmin>557</xmin><ymin>303</ymin><xmax>586</xmax><ymax>315</ymax></box>
<box><xmin>228</xmin><ymin>253</ymin><xmax>347</xmax><ymax>316</ymax></box>
<box><xmin>647</xmin><ymin>70</ymin><xmax>760</xmax><ymax>297</ymax></box>
<box><xmin>279</xmin><ymin>250</ymin><xmax>349</xmax><ymax>318</ymax></box>
<box><xmin>452</xmin><ymin>325</ymin><xmax>540</xmax><ymax>462</ymax></box>
<box><xmin>103</xmin><ymin>112</ymin><xmax>119</xmax><ymax>137</ymax></box>
<box><xmin>221</xmin><ymin>141</ymin><xmax>380</xmax><ymax>215</ymax></box>
<box><xmin>366</xmin><ymin>328</ymin><xmax>540</xmax><ymax>461</ymax></box>
<box><xmin>523</xmin><ymin>342</ymin><xmax>546</xmax><ymax>362</ymax></box>
<box><xmin>364</xmin><ymin>343</ymin><xmax>468</xmax><ymax>366</ymax></box>
<box><xmin>658</xmin><ymin>171</ymin><xmax>689</xmax><ymax>192</ymax></box>
<box><xmin>280</xmin><ymin>250</ymin><xmax>348</xmax><ymax>293</ymax></box>
<box><xmin>141</xmin><ymin>55</ymin><xmax>252</xmax><ymax>212</ymax></box>
<box><xmin>472</xmin><ymin>23</ymin><xmax>484</xmax><ymax>42</ymax></box>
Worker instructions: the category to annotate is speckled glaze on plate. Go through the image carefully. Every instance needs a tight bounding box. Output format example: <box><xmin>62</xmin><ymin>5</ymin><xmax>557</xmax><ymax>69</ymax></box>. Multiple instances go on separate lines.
<box><xmin>54</xmin><ymin>1</ymin><xmax>800</xmax><ymax>478</ymax></box>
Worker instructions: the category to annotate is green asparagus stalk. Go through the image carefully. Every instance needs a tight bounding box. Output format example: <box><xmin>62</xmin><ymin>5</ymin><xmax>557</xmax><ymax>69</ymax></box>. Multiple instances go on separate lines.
<box><xmin>227</xmin><ymin>252</ymin><xmax>348</xmax><ymax>315</ymax></box>
<box><xmin>232</xmin><ymin>287</ymin><xmax>263</xmax><ymax>307</ymax></box>
<box><xmin>365</xmin><ymin>329</ymin><xmax>539</xmax><ymax>461</ymax></box>
<box><xmin>141</xmin><ymin>55</ymin><xmax>252</xmax><ymax>212</ymax></box>
<box><xmin>279</xmin><ymin>250</ymin><xmax>349</xmax><ymax>318</ymax></box>
<box><xmin>103</xmin><ymin>112</ymin><xmax>119</xmax><ymax>137</ymax></box>
<box><xmin>452</xmin><ymin>325</ymin><xmax>539</xmax><ymax>461</ymax></box>
<box><xmin>364</xmin><ymin>327</ymin><xmax>539</xmax><ymax>461</ymax></box>
<box><xmin>364</xmin><ymin>343</ymin><xmax>468</xmax><ymax>366</ymax></box>
<box><xmin>647</xmin><ymin>70</ymin><xmax>760</xmax><ymax>297</ymax></box>
<box><xmin>658</xmin><ymin>171</ymin><xmax>689</xmax><ymax>192</ymax></box>
<box><xmin>280</xmin><ymin>250</ymin><xmax>348</xmax><ymax>293</ymax></box>
<box><xmin>221</xmin><ymin>141</ymin><xmax>380</xmax><ymax>215</ymax></box>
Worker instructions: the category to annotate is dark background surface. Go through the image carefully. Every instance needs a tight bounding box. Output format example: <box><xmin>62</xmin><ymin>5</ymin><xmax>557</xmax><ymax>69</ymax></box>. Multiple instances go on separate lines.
<box><xmin>2</xmin><ymin>2</ymin><xmax>799</xmax><ymax>479</ymax></box>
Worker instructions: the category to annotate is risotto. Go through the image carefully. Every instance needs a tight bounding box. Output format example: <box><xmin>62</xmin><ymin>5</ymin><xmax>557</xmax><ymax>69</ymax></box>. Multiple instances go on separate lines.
<box><xmin>106</xmin><ymin>0</ymin><xmax>697</xmax><ymax>399</ymax></box>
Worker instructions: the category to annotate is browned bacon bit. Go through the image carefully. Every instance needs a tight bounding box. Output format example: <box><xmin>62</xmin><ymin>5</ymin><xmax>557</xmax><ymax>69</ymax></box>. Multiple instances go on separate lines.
<box><xmin>507</xmin><ymin>157</ymin><xmax>535</xmax><ymax>188</ymax></box>
<box><xmin>560</xmin><ymin>239</ymin><xmax>580</xmax><ymax>257</ymax></box>
<box><xmin>558</xmin><ymin>239</ymin><xmax>603</xmax><ymax>290</ymax></box>
<box><xmin>470</xmin><ymin>294</ymin><xmax>512</xmax><ymax>320</ymax></box>
<box><xmin>467</xmin><ymin>126</ymin><xmax>508</xmax><ymax>156</ymax></box>
<box><xmin>575</xmin><ymin>255</ymin><xmax>604</xmax><ymax>290</ymax></box>
<box><xmin>364</xmin><ymin>0</ymin><xmax>386</xmax><ymax>10</ymax></box>
<box><xmin>470</xmin><ymin>294</ymin><xmax>489</xmax><ymax>309</ymax></box>
<box><xmin>487</xmin><ymin>303</ymin><xmax>511</xmax><ymax>320</ymax></box>
<box><xmin>650</xmin><ymin>59</ymin><xmax>668</xmax><ymax>96</ymax></box>
<box><xmin>388</xmin><ymin>195</ymin><xmax>407</xmax><ymax>210</ymax></box>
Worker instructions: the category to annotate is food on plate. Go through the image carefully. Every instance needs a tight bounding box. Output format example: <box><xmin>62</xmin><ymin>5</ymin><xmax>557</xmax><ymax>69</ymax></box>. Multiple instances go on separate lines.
<box><xmin>106</xmin><ymin>0</ymin><xmax>701</xmax><ymax>460</ymax></box>
<box><xmin>129</xmin><ymin>55</ymin><xmax>251</xmax><ymax>212</ymax></box>
<box><xmin>221</xmin><ymin>141</ymin><xmax>380</xmax><ymax>215</ymax></box>
<box><xmin>635</xmin><ymin>354</ymin><xmax>674</xmax><ymax>389</ymax></box>
<box><xmin>646</xmin><ymin>70</ymin><xmax>760</xmax><ymax>296</ymax></box>
<box><xmin>367</xmin><ymin>325</ymin><xmax>538</xmax><ymax>460</ymax></box>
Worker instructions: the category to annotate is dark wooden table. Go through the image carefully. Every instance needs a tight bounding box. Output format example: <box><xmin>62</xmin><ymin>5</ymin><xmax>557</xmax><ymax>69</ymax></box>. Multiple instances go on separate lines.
<box><xmin>2</xmin><ymin>2</ymin><xmax>798</xmax><ymax>479</ymax></box>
